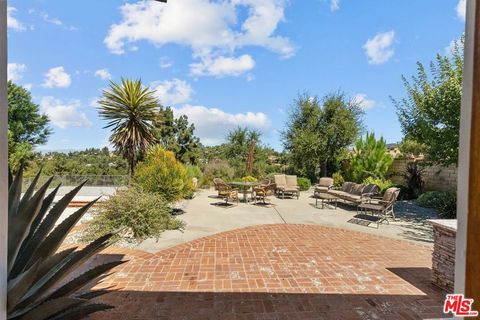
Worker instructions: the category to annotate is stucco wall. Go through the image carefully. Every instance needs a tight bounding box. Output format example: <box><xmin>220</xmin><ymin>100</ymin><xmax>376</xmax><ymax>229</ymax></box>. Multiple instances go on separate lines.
<box><xmin>388</xmin><ymin>158</ymin><xmax>457</xmax><ymax>192</ymax></box>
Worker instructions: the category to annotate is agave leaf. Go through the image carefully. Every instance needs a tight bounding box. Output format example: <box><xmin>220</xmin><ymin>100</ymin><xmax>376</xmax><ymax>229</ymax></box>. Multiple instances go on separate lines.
<box><xmin>34</xmin><ymin>248</ymin><xmax>77</xmax><ymax>284</ymax></box>
<box><xmin>77</xmin><ymin>288</ymin><xmax>116</xmax><ymax>301</ymax></box>
<box><xmin>25</xmin><ymin>196</ymin><xmax>99</xmax><ymax>269</ymax></box>
<box><xmin>17</xmin><ymin>297</ymin><xmax>86</xmax><ymax>320</ymax></box>
<box><xmin>8</xmin><ymin>168</ymin><xmax>23</xmax><ymax>220</ymax></box>
<box><xmin>10</xmin><ymin>185</ymin><xmax>61</xmax><ymax>279</ymax></box>
<box><xmin>17</xmin><ymin>168</ymin><xmax>42</xmax><ymax>214</ymax></box>
<box><xmin>7</xmin><ymin>261</ymin><xmax>41</xmax><ymax>313</ymax></box>
<box><xmin>8</xmin><ymin>167</ymin><xmax>13</xmax><ymax>186</ymax></box>
<box><xmin>8</xmin><ymin>177</ymin><xmax>53</xmax><ymax>274</ymax></box>
<box><xmin>48</xmin><ymin>260</ymin><xmax>126</xmax><ymax>300</ymax></box>
<box><xmin>49</xmin><ymin>303</ymin><xmax>114</xmax><ymax>320</ymax></box>
<box><xmin>17</xmin><ymin>234</ymin><xmax>113</xmax><ymax>309</ymax></box>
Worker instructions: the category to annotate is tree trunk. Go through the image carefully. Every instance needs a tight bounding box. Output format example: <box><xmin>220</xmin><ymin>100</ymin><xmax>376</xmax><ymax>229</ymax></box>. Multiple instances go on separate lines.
<box><xmin>321</xmin><ymin>161</ymin><xmax>328</xmax><ymax>178</ymax></box>
<box><xmin>128</xmin><ymin>157</ymin><xmax>135</xmax><ymax>185</ymax></box>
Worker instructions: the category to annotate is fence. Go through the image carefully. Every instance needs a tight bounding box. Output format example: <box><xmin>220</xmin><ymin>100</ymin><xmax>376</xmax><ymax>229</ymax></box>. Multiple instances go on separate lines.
<box><xmin>388</xmin><ymin>158</ymin><xmax>457</xmax><ymax>192</ymax></box>
<box><xmin>22</xmin><ymin>175</ymin><xmax>129</xmax><ymax>190</ymax></box>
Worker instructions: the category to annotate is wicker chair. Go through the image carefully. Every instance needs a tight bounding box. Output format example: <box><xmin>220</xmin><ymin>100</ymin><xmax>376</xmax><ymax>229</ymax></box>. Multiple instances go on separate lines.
<box><xmin>213</xmin><ymin>178</ymin><xmax>239</xmax><ymax>204</ymax></box>
<box><xmin>252</xmin><ymin>180</ymin><xmax>276</xmax><ymax>204</ymax></box>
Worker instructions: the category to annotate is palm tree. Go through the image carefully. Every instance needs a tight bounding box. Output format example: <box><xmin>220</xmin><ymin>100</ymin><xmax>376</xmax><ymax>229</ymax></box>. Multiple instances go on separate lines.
<box><xmin>98</xmin><ymin>78</ymin><xmax>159</xmax><ymax>183</ymax></box>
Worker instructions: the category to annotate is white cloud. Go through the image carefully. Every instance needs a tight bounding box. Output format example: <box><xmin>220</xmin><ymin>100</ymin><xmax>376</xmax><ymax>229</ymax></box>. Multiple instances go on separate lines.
<box><xmin>363</xmin><ymin>30</ymin><xmax>395</xmax><ymax>65</ymax></box>
<box><xmin>173</xmin><ymin>104</ymin><xmax>270</xmax><ymax>145</ymax></box>
<box><xmin>152</xmin><ymin>79</ymin><xmax>193</xmax><ymax>105</ymax></box>
<box><xmin>456</xmin><ymin>0</ymin><xmax>466</xmax><ymax>21</ymax></box>
<box><xmin>40</xmin><ymin>97</ymin><xmax>92</xmax><ymax>129</ymax></box>
<box><xmin>41</xmin><ymin>12</ymin><xmax>78</xmax><ymax>31</ymax></box>
<box><xmin>446</xmin><ymin>38</ymin><xmax>463</xmax><ymax>55</ymax></box>
<box><xmin>42</xmin><ymin>66</ymin><xmax>72</xmax><ymax>88</ymax></box>
<box><xmin>353</xmin><ymin>94</ymin><xmax>376</xmax><ymax>110</ymax></box>
<box><xmin>159</xmin><ymin>57</ymin><xmax>173</xmax><ymax>69</ymax></box>
<box><xmin>105</xmin><ymin>0</ymin><xmax>294</xmax><ymax>76</ymax></box>
<box><xmin>330</xmin><ymin>0</ymin><xmax>340</xmax><ymax>11</ymax></box>
<box><xmin>7</xmin><ymin>63</ymin><xmax>27</xmax><ymax>82</ymax></box>
<box><xmin>190</xmin><ymin>54</ymin><xmax>255</xmax><ymax>77</ymax></box>
<box><xmin>94</xmin><ymin>68</ymin><xmax>112</xmax><ymax>80</ymax></box>
<box><xmin>7</xmin><ymin>7</ymin><xmax>25</xmax><ymax>31</ymax></box>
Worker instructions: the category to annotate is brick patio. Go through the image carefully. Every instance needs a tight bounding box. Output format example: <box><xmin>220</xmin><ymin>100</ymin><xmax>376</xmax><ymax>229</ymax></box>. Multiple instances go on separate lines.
<box><xmin>89</xmin><ymin>224</ymin><xmax>446</xmax><ymax>319</ymax></box>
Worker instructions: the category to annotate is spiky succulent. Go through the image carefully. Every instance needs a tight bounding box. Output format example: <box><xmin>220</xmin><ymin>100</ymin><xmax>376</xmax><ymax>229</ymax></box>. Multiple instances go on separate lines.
<box><xmin>7</xmin><ymin>168</ymin><xmax>124</xmax><ymax>320</ymax></box>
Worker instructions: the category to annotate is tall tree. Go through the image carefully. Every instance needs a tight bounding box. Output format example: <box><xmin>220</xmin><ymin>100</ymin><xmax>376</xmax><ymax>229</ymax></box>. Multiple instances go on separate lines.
<box><xmin>282</xmin><ymin>92</ymin><xmax>364</xmax><ymax>180</ymax></box>
<box><xmin>155</xmin><ymin>106</ymin><xmax>200</xmax><ymax>164</ymax></box>
<box><xmin>98</xmin><ymin>79</ymin><xmax>159</xmax><ymax>182</ymax></box>
<box><xmin>393</xmin><ymin>36</ymin><xmax>463</xmax><ymax>166</ymax></box>
<box><xmin>7</xmin><ymin>81</ymin><xmax>51</xmax><ymax>168</ymax></box>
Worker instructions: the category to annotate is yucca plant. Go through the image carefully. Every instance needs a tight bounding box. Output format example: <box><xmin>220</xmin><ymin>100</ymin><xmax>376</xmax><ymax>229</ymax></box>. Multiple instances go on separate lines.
<box><xmin>7</xmin><ymin>167</ymin><xmax>124</xmax><ymax>320</ymax></box>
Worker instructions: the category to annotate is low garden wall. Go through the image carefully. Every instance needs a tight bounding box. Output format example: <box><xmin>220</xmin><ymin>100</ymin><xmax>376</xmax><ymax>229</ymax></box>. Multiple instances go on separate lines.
<box><xmin>388</xmin><ymin>158</ymin><xmax>457</xmax><ymax>192</ymax></box>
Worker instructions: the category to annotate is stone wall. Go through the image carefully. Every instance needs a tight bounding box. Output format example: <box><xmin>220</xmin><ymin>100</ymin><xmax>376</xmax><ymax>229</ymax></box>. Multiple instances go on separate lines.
<box><xmin>430</xmin><ymin>220</ymin><xmax>456</xmax><ymax>293</ymax></box>
<box><xmin>388</xmin><ymin>158</ymin><xmax>457</xmax><ymax>192</ymax></box>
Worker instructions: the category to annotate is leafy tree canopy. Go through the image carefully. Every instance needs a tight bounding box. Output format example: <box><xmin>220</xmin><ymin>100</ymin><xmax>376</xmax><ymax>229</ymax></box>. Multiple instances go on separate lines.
<box><xmin>8</xmin><ymin>81</ymin><xmax>51</xmax><ymax>145</ymax></box>
<box><xmin>282</xmin><ymin>91</ymin><xmax>364</xmax><ymax>180</ymax></box>
<box><xmin>393</xmin><ymin>36</ymin><xmax>463</xmax><ymax>166</ymax></box>
<box><xmin>155</xmin><ymin>106</ymin><xmax>200</xmax><ymax>165</ymax></box>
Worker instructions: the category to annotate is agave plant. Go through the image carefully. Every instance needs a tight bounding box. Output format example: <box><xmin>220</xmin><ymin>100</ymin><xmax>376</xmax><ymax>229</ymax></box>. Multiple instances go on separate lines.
<box><xmin>7</xmin><ymin>168</ymin><xmax>124</xmax><ymax>320</ymax></box>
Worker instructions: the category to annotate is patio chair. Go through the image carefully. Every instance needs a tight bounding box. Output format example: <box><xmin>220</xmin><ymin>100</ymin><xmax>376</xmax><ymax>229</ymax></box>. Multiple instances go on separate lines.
<box><xmin>213</xmin><ymin>178</ymin><xmax>226</xmax><ymax>196</ymax></box>
<box><xmin>214</xmin><ymin>179</ymin><xmax>239</xmax><ymax>205</ymax></box>
<box><xmin>276</xmin><ymin>175</ymin><xmax>299</xmax><ymax>199</ymax></box>
<box><xmin>252</xmin><ymin>180</ymin><xmax>276</xmax><ymax>204</ymax></box>
<box><xmin>313</xmin><ymin>177</ymin><xmax>334</xmax><ymax>196</ymax></box>
<box><xmin>358</xmin><ymin>187</ymin><xmax>400</xmax><ymax>225</ymax></box>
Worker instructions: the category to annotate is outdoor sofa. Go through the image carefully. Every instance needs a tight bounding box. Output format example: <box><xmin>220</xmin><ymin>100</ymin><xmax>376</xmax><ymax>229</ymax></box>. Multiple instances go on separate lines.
<box><xmin>327</xmin><ymin>182</ymin><xmax>380</xmax><ymax>205</ymax></box>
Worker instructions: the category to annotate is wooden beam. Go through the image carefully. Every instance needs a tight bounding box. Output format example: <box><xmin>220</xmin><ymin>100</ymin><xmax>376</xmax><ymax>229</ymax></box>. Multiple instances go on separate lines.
<box><xmin>465</xmin><ymin>0</ymin><xmax>480</xmax><ymax>308</ymax></box>
<box><xmin>0</xmin><ymin>1</ymin><xmax>7</xmax><ymax>319</ymax></box>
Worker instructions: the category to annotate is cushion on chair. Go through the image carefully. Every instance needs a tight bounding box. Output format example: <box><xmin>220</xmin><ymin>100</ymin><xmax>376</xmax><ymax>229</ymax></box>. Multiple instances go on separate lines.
<box><xmin>318</xmin><ymin>177</ymin><xmax>334</xmax><ymax>188</ymax></box>
<box><xmin>274</xmin><ymin>175</ymin><xmax>287</xmax><ymax>187</ymax></box>
<box><xmin>342</xmin><ymin>182</ymin><xmax>354</xmax><ymax>193</ymax></box>
<box><xmin>285</xmin><ymin>175</ymin><xmax>298</xmax><ymax>188</ymax></box>
<box><xmin>350</xmin><ymin>184</ymin><xmax>364</xmax><ymax>195</ymax></box>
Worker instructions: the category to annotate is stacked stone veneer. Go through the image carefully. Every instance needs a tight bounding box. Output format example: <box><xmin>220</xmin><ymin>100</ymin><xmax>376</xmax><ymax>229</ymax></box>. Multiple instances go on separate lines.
<box><xmin>430</xmin><ymin>220</ymin><xmax>456</xmax><ymax>293</ymax></box>
<box><xmin>388</xmin><ymin>158</ymin><xmax>457</xmax><ymax>192</ymax></box>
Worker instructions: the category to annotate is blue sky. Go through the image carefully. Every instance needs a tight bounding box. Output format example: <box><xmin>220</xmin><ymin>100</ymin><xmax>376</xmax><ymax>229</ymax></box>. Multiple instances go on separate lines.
<box><xmin>7</xmin><ymin>0</ymin><xmax>466</xmax><ymax>151</ymax></box>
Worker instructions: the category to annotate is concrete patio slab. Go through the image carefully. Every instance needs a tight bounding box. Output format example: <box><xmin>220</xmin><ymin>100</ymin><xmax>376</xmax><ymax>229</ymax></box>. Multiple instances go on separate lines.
<box><xmin>136</xmin><ymin>189</ymin><xmax>438</xmax><ymax>253</ymax></box>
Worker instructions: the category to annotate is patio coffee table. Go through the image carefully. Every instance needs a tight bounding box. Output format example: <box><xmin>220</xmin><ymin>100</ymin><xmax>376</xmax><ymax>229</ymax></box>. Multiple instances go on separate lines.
<box><xmin>315</xmin><ymin>193</ymin><xmax>338</xmax><ymax>209</ymax></box>
<box><xmin>228</xmin><ymin>181</ymin><xmax>260</xmax><ymax>203</ymax></box>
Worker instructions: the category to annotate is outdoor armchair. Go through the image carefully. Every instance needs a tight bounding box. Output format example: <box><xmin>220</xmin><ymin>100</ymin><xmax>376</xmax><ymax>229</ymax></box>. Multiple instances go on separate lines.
<box><xmin>358</xmin><ymin>187</ymin><xmax>400</xmax><ymax>225</ymax></box>
<box><xmin>213</xmin><ymin>179</ymin><xmax>239</xmax><ymax>205</ymax></box>
<box><xmin>314</xmin><ymin>177</ymin><xmax>334</xmax><ymax>195</ymax></box>
<box><xmin>252</xmin><ymin>180</ymin><xmax>276</xmax><ymax>204</ymax></box>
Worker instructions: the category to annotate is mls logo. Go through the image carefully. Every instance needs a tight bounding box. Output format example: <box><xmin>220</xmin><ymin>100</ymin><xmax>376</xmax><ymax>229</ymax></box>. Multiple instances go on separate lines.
<box><xmin>443</xmin><ymin>294</ymin><xmax>479</xmax><ymax>317</ymax></box>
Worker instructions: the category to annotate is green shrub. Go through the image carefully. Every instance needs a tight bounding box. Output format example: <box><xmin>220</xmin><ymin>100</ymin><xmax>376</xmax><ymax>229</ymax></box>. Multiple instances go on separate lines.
<box><xmin>83</xmin><ymin>186</ymin><xmax>185</xmax><ymax>243</ymax></box>
<box><xmin>201</xmin><ymin>158</ymin><xmax>235</xmax><ymax>187</ymax></box>
<box><xmin>186</xmin><ymin>164</ymin><xmax>203</xmax><ymax>179</ymax></box>
<box><xmin>350</xmin><ymin>132</ymin><xmax>393</xmax><ymax>183</ymax></box>
<box><xmin>135</xmin><ymin>146</ymin><xmax>193</xmax><ymax>202</ymax></box>
<box><xmin>363</xmin><ymin>177</ymin><xmax>395</xmax><ymax>194</ymax></box>
<box><xmin>332</xmin><ymin>172</ymin><xmax>345</xmax><ymax>188</ymax></box>
<box><xmin>417</xmin><ymin>191</ymin><xmax>457</xmax><ymax>218</ymax></box>
<box><xmin>297</xmin><ymin>177</ymin><xmax>311</xmax><ymax>191</ymax></box>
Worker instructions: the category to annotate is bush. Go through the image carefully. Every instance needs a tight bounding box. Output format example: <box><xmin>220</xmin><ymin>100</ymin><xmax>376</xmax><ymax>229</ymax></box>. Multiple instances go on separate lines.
<box><xmin>403</xmin><ymin>161</ymin><xmax>425</xmax><ymax>198</ymax></box>
<box><xmin>417</xmin><ymin>191</ymin><xmax>457</xmax><ymax>218</ymax></box>
<box><xmin>135</xmin><ymin>146</ymin><xmax>193</xmax><ymax>202</ymax></box>
<box><xmin>363</xmin><ymin>177</ymin><xmax>395</xmax><ymax>194</ymax></box>
<box><xmin>242</xmin><ymin>175</ymin><xmax>257</xmax><ymax>182</ymax></box>
<box><xmin>350</xmin><ymin>132</ymin><xmax>393</xmax><ymax>183</ymax></box>
<box><xmin>332</xmin><ymin>172</ymin><xmax>345</xmax><ymax>188</ymax></box>
<box><xmin>201</xmin><ymin>158</ymin><xmax>235</xmax><ymax>187</ymax></box>
<box><xmin>297</xmin><ymin>177</ymin><xmax>311</xmax><ymax>191</ymax></box>
<box><xmin>83</xmin><ymin>186</ymin><xmax>185</xmax><ymax>243</ymax></box>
